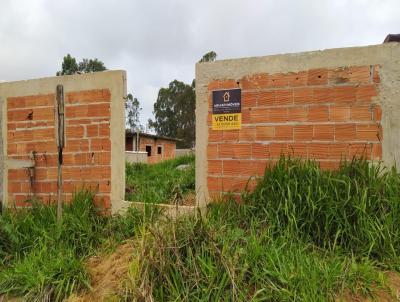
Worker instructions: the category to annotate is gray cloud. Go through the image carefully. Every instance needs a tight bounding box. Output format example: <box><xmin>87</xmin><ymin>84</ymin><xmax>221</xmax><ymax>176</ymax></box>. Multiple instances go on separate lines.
<box><xmin>0</xmin><ymin>0</ymin><xmax>399</xmax><ymax>125</ymax></box>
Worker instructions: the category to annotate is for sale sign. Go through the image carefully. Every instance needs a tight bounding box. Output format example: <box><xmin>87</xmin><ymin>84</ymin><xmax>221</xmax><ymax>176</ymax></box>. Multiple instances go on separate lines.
<box><xmin>212</xmin><ymin>88</ymin><xmax>241</xmax><ymax>130</ymax></box>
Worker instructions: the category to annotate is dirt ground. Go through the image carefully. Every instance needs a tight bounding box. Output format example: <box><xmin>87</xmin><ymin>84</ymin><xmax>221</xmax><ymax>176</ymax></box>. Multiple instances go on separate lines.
<box><xmin>67</xmin><ymin>241</ymin><xmax>135</xmax><ymax>302</ymax></box>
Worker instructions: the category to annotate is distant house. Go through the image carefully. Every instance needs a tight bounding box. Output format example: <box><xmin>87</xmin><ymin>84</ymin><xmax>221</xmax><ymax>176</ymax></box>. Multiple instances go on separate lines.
<box><xmin>125</xmin><ymin>130</ymin><xmax>179</xmax><ymax>164</ymax></box>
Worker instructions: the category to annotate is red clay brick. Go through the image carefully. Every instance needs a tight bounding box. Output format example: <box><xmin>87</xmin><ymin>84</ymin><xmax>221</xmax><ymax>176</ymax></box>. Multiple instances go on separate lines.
<box><xmin>208</xmin><ymin>79</ymin><xmax>238</xmax><ymax>91</ymax></box>
<box><xmin>66</xmin><ymin>126</ymin><xmax>84</xmax><ymax>138</ymax></box>
<box><xmin>208</xmin><ymin>129</ymin><xmax>223</xmax><ymax>142</ymax></box>
<box><xmin>239</xmin><ymin>127</ymin><xmax>256</xmax><ymax>141</ymax></box>
<box><xmin>313</xmin><ymin>125</ymin><xmax>334</xmax><ymax>141</ymax></box>
<box><xmin>239</xmin><ymin>160</ymin><xmax>259</xmax><ymax>176</ymax></box>
<box><xmin>349</xmin><ymin>143</ymin><xmax>372</xmax><ymax>159</ymax></box>
<box><xmin>208</xmin><ymin>177</ymin><xmax>222</xmax><ymax>191</ymax></box>
<box><xmin>288</xmin><ymin>107</ymin><xmax>308</xmax><ymax>122</ymax></box>
<box><xmin>288</xmin><ymin>71</ymin><xmax>308</xmax><ymax>87</ymax></box>
<box><xmin>313</xmin><ymin>87</ymin><xmax>334</xmax><ymax>103</ymax></box>
<box><xmin>294</xmin><ymin>87</ymin><xmax>313</xmax><ymax>104</ymax></box>
<box><xmin>350</xmin><ymin>105</ymin><xmax>372</xmax><ymax>121</ymax></box>
<box><xmin>333</xmin><ymin>86</ymin><xmax>356</xmax><ymax>103</ymax></box>
<box><xmin>8</xmin><ymin>94</ymin><xmax>54</xmax><ymax>109</ymax></box>
<box><xmin>8</xmin><ymin>182</ymin><xmax>21</xmax><ymax>193</ymax></box>
<box><xmin>222</xmin><ymin>160</ymin><xmax>237</xmax><ymax>176</ymax></box>
<box><xmin>308</xmin><ymin>144</ymin><xmax>331</xmax><ymax>159</ymax></box>
<box><xmin>294</xmin><ymin>125</ymin><xmax>313</xmax><ymax>141</ymax></box>
<box><xmin>335</xmin><ymin>124</ymin><xmax>356</xmax><ymax>141</ymax></box>
<box><xmin>251</xmin><ymin>108</ymin><xmax>269</xmax><ymax>123</ymax></box>
<box><xmin>241</xmin><ymin>74</ymin><xmax>269</xmax><ymax>90</ymax></box>
<box><xmin>223</xmin><ymin>130</ymin><xmax>239</xmax><ymax>142</ymax></box>
<box><xmin>356</xmin><ymin>124</ymin><xmax>381</xmax><ymax>141</ymax></box>
<box><xmin>222</xmin><ymin>177</ymin><xmax>248</xmax><ymax>192</ymax></box>
<box><xmin>86</xmin><ymin>125</ymin><xmax>99</xmax><ymax>137</ymax></box>
<box><xmin>373</xmin><ymin>65</ymin><xmax>380</xmax><ymax>83</ymax></box>
<box><xmin>288</xmin><ymin>143</ymin><xmax>308</xmax><ymax>158</ymax></box>
<box><xmin>308</xmin><ymin>106</ymin><xmax>329</xmax><ymax>122</ymax></box>
<box><xmin>356</xmin><ymin>85</ymin><xmax>377</xmax><ymax>102</ymax></box>
<box><xmin>308</xmin><ymin>68</ymin><xmax>328</xmax><ymax>85</ymax></box>
<box><xmin>242</xmin><ymin>91</ymin><xmax>258</xmax><ymax>107</ymax></box>
<box><xmin>207</xmin><ymin>144</ymin><xmax>218</xmax><ymax>159</ymax></box>
<box><xmin>329</xmin><ymin>105</ymin><xmax>350</xmax><ymax>121</ymax></box>
<box><xmin>91</xmin><ymin>138</ymin><xmax>111</xmax><ymax>151</ymax></box>
<box><xmin>256</xmin><ymin>126</ymin><xmax>275</xmax><ymax>140</ymax></box>
<box><xmin>99</xmin><ymin>124</ymin><xmax>110</xmax><ymax>137</ymax></box>
<box><xmin>252</xmin><ymin>143</ymin><xmax>269</xmax><ymax>159</ymax></box>
<box><xmin>219</xmin><ymin>144</ymin><xmax>251</xmax><ymax>159</ymax></box>
<box><xmin>270</xmin><ymin>73</ymin><xmax>288</xmax><ymax>87</ymax></box>
<box><xmin>8</xmin><ymin>107</ymin><xmax>54</xmax><ymax>122</ymax></box>
<box><xmin>66</xmin><ymin>89</ymin><xmax>111</xmax><ymax>104</ymax></box>
<box><xmin>372</xmin><ymin>105</ymin><xmax>382</xmax><ymax>121</ymax></box>
<box><xmin>371</xmin><ymin>143</ymin><xmax>382</xmax><ymax>159</ymax></box>
<box><xmin>269</xmin><ymin>143</ymin><xmax>288</xmax><ymax>158</ymax></box>
<box><xmin>208</xmin><ymin>160</ymin><xmax>222</xmax><ymax>175</ymax></box>
<box><xmin>258</xmin><ymin>91</ymin><xmax>275</xmax><ymax>106</ymax></box>
<box><xmin>275</xmin><ymin>89</ymin><xmax>293</xmax><ymax>105</ymax></box>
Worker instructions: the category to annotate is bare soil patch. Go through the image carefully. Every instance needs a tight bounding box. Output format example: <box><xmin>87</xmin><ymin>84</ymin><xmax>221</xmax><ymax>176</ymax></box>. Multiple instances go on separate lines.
<box><xmin>68</xmin><ymin>241</ymin><xmax>134</xmax><ymax>302</ymax></box>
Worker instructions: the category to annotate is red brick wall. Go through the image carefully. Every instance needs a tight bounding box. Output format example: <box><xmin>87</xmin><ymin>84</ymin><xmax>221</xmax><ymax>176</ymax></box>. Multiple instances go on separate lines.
<box><xmin>207</xmin><ymin>65</ymin><xmax>382</xmax><ymax>198</ymax></box>
<box><xmin>139</xmin><ymin>137</ymin><xmax>176</xmax><ymax>164</ymax></box>
<box><xmin>7</xmin><ymin>89</ymin><xmax>112</xmax><ymax>210</ymax></box>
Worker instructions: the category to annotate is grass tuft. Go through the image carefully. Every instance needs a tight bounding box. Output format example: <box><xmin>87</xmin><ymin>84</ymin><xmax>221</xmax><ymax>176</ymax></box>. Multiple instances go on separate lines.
<box><xmin>125</xmin><ymin>154</ymin><xmax>195</xmax><ymax>204</ymax></box>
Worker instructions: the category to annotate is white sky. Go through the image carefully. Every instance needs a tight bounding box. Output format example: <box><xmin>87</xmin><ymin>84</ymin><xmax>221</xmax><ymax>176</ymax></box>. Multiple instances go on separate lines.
<box><xmin>0</xmin><ymin>0</ymin><xmax>398</xmax><ymax>126</ymax></box>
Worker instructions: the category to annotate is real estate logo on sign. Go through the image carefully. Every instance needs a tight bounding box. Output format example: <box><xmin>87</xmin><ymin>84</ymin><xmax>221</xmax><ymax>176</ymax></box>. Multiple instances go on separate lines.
<box><xmin>212</xmin><ymin>88</ymin><xmax>241</xmax><ymax>130</ymax></box>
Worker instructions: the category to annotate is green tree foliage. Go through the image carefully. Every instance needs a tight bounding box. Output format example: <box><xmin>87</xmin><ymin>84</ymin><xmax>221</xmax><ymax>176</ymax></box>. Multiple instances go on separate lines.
<box><xmin>199</xmin><ymin>51</ymin><xmax>217</xmax><ymax>63</ymax></box>
<box><xmin>56</xmin><ymin>54</ymin><xmax>78</xmax><ymax>76</ymax></box>
<box><xmin>56</xmin><ymin>54</ymin><xmax>106</xmax><ymax>75</ymax></box>
<box><xmin>78</xmin><ymin>58</ymin><xmax>107</xmax><ymax>73</ymax></box>
<box><xmin>125</xmin><ymin>93</ymin><xmax>143</xmax><ymax>131</ymax></box>
<box><xmin>149</xmin><ymin>51</ymin><xmax>217</xmax><ymax>148</ymax></box>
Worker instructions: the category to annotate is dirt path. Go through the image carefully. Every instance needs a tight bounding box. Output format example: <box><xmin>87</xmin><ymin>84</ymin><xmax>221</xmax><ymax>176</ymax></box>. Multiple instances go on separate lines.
<box><xmin>68</xmin><ymin>241</ymin><xmax>134</xmax><ymax>302</ymax></box>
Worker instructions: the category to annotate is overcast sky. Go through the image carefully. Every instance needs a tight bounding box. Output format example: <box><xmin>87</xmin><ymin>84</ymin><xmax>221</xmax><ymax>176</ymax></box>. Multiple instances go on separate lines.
<box><xmin>0</xmin><ymin>0</ymin><xmax>398</xmax><ymax>126</ymax></box>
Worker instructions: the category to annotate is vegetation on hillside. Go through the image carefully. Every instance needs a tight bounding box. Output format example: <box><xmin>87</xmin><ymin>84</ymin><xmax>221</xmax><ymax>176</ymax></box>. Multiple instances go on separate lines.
<box><xmin>125</xmin><ymin>154</ymin><xmax>195</xmax><ymax>205</ymax></box>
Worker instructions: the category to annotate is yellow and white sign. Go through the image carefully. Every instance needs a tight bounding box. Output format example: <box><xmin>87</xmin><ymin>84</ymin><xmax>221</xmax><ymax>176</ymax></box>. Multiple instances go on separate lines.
<box><xmin>212</xmin><ymin>88</ymin><xmax>242</xmax><ymax>130</ymax></box>
<box><xmin>212</xmin><ymin>113</ymin><xmax>242</xmax><ymax>130</ymax></box>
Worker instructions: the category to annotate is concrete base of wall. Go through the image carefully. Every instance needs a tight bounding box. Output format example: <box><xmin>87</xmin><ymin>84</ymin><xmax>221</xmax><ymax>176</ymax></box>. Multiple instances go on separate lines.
<box><xmin>126</xmin><ymin>151</ymin><xmax>148</xmax><ymax>164</ymax></box>
<box><xmin>118</xmin><ymin>200</ymin><xmax>205</xmax><ymax>218</ymax></box>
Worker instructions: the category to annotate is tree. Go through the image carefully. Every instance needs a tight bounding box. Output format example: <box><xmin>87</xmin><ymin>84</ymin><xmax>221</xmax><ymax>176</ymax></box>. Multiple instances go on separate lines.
<box><xmin>56</xmin><ymin>54</ymin><xmax>107</xmax><ymax>75</ymax></box>
<box><xmin>125</xmin><ymin>93</ymin><xmax>143</xmax><ymax>131</ymax></box>
<box><xmin>149</xmin><ymin>52</ymin><xmax>217</xmax><ymax>148</ymax></box>
<box><xmin>56</xmin><ymin>54</ymin><xmax>78</xmax><ymax>76</ymax></box>
<box><xmin>199</xmin><ymin>51</ymin><xmax>217</xmax><ymax>63</ymax></box>
<box><xmin>78</xmin><ymin>58</ymin><xmax>107</xmax><ymax>73</ymax></box>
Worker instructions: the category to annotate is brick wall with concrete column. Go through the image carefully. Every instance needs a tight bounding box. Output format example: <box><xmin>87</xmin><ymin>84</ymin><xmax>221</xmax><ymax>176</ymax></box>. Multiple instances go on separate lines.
<box><xmin>195</xmin><ymin>43</ymin><xmax>400</xmax><ymax>206</ymax></box>
<box><xmin>0</xmin><ymin>71</ymin><xmax>126</xmax><ymax>214</ymax></box>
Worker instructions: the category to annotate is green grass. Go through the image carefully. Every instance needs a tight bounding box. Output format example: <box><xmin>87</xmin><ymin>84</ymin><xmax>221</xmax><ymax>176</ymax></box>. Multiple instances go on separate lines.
<box><xmin>0</xmin><ymin>191</ymin><xmax>148</xmax><ymax>301</ymax></box>
<box><xmin>124</xmin><ymin>157</ymin><xmax>400</xmax><ymax>301</ymax></box>
<box><xmin>2</xmin><ymin>157</ymin><xmax>400</xmax><ymax>301</ymax></box>
<box><xmin>246</xmin><ymin>157</ymin><xmax>400</xmax><ymax>266</ymax></box>
<box><xmin>125</xmin><ymin>154</ymin><xmax>195</xmax><ymax>204</ymax></box>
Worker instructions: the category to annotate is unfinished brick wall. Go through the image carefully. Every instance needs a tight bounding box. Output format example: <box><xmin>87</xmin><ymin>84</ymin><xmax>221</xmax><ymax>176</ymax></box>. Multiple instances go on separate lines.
<box><xmin>207</xmin><ymin>65</ymin><xmax>382</xmax><ymax>198</ymax></box>
<box><xmin>139</xmin><ymin>137</ymin><xmax>176</xmax><ymax>164</ymax></box>
<box><xmin>7</xmin><ymin>89</ymin><xmax>112</xmax><ymax>210</ymax></box>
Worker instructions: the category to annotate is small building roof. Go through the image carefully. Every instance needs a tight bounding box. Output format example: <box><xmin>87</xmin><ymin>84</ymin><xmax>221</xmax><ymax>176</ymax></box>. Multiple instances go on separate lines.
<box><xmin>125</xmin><ymin>129</ymin><xmax>181</xmax><ymax>142</ymax></box>
<box><xmin>383</xmin><ymin>34</ymin><xmax>400</xmax><ymax>43</ymax></box>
